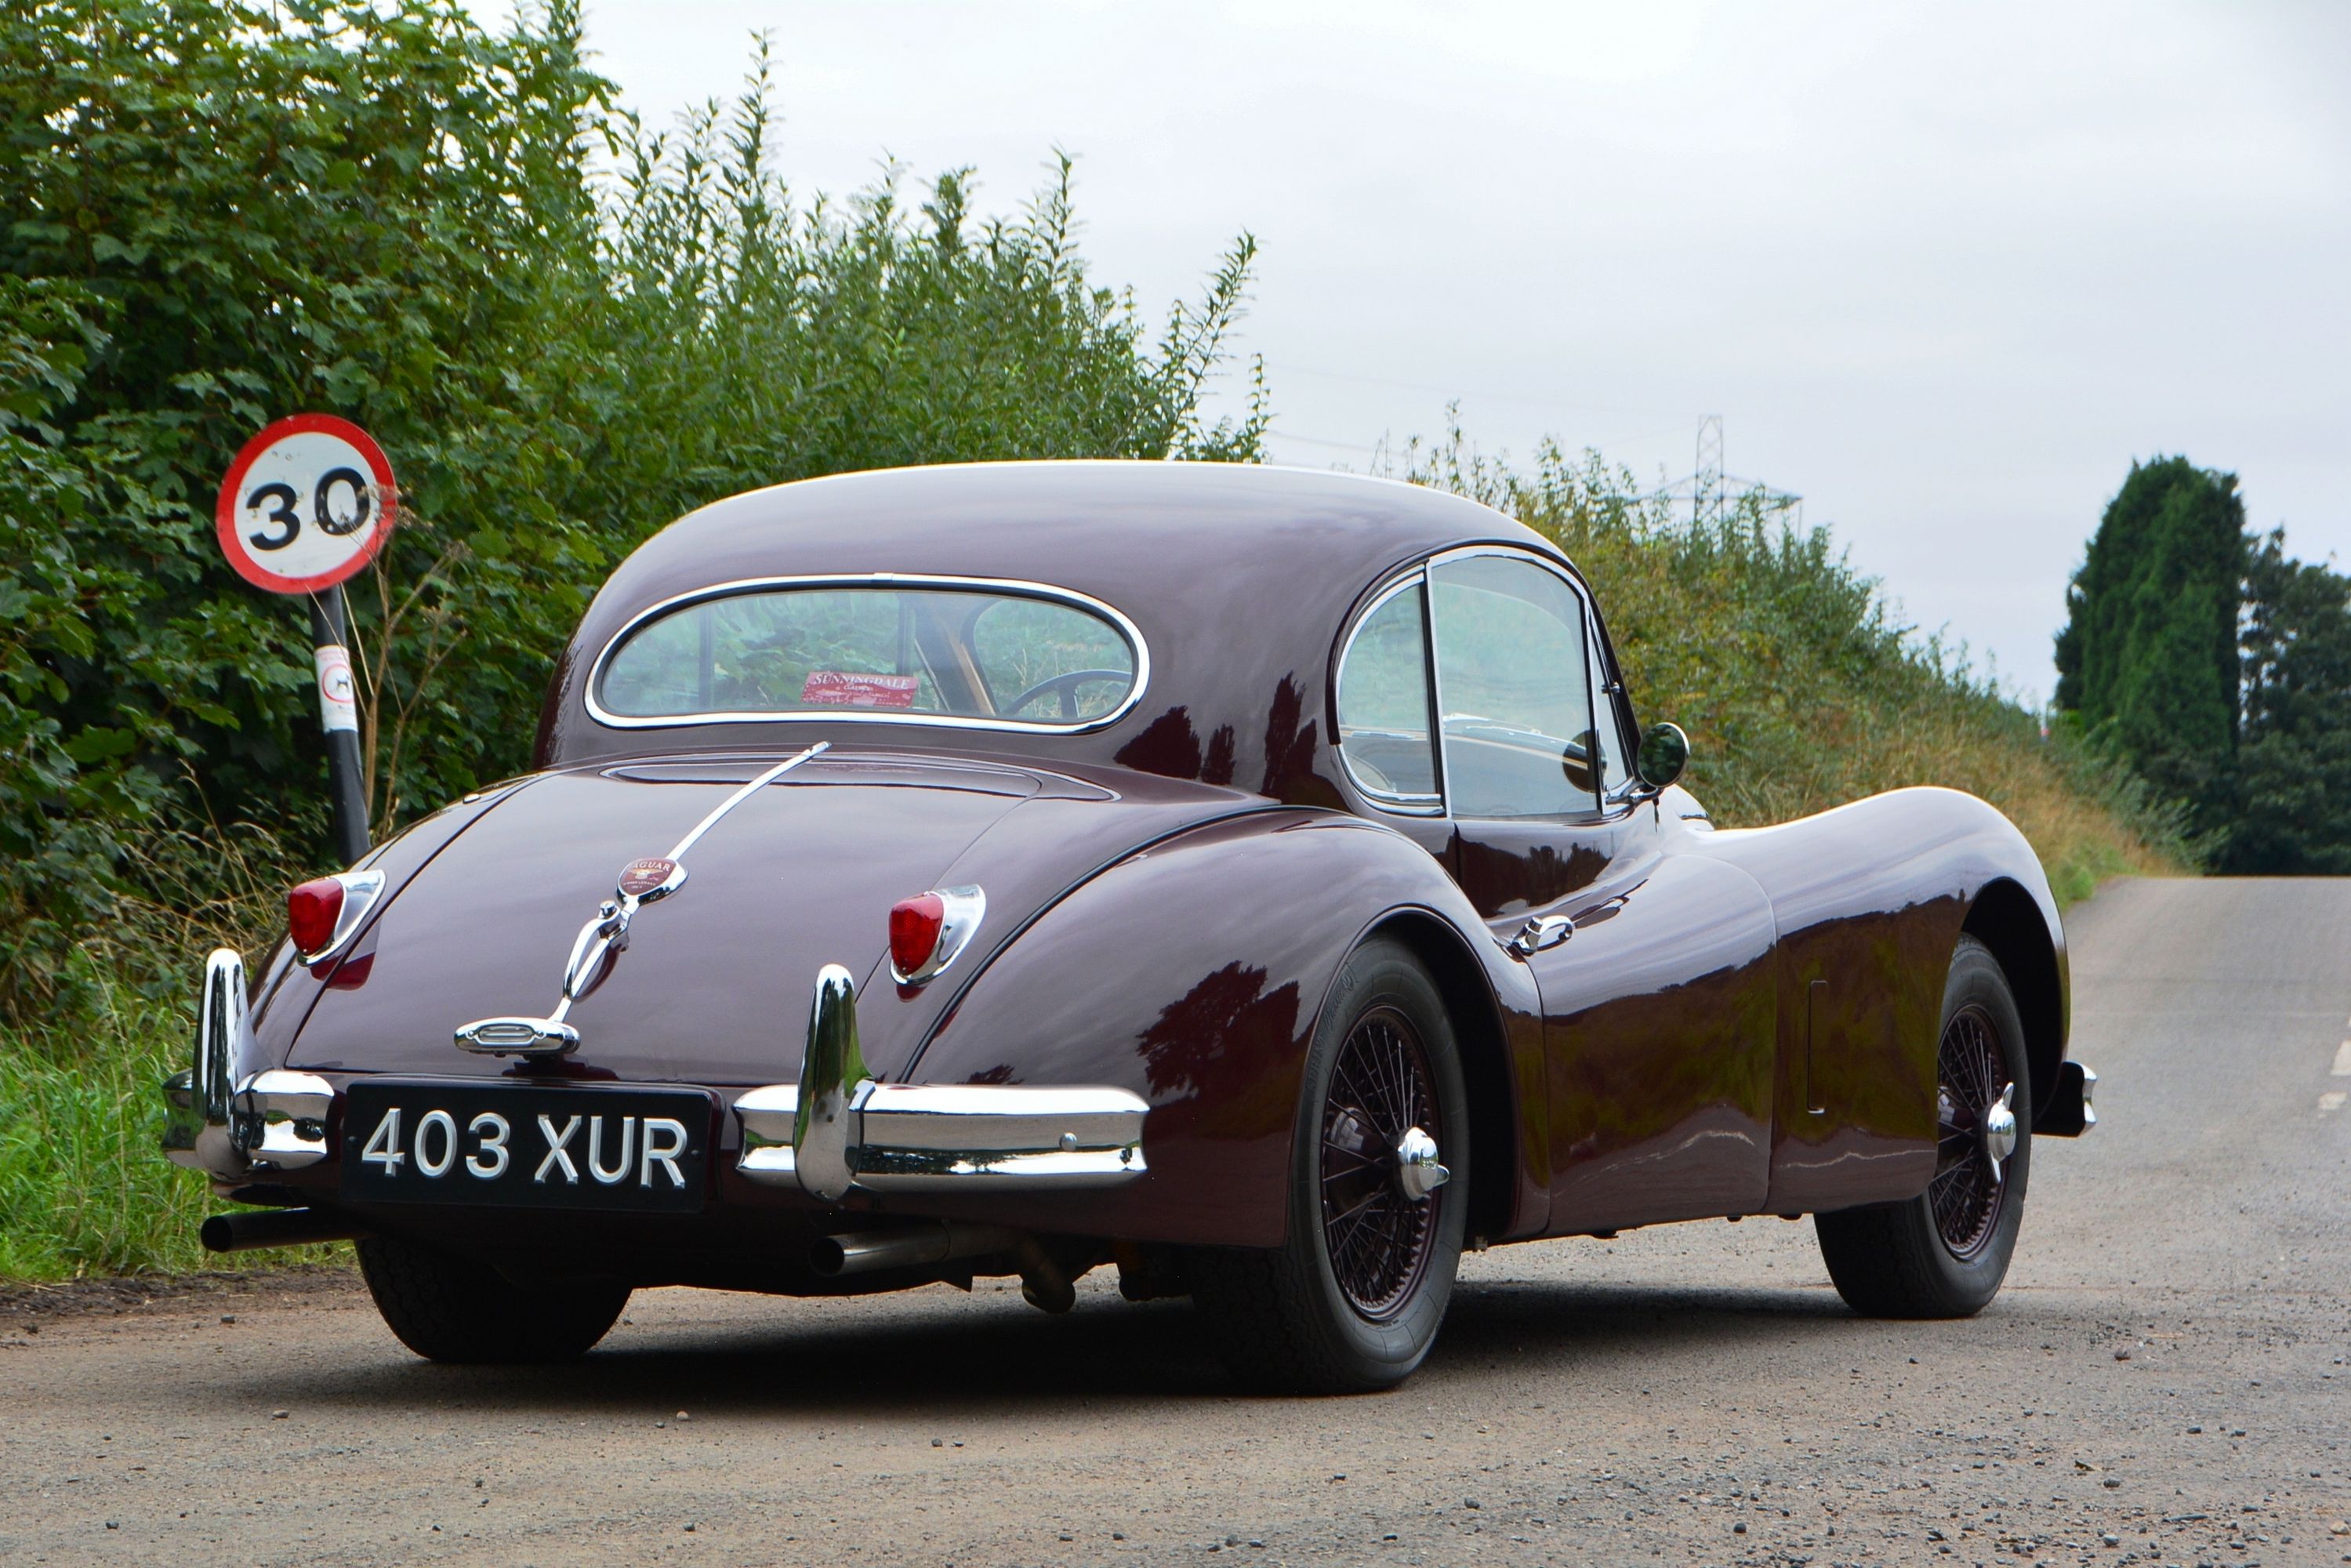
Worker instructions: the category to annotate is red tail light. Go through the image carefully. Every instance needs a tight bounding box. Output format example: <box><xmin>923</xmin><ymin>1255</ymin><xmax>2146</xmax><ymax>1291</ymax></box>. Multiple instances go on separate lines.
<box><xmin>288</xmin><ymin>877</ymin><xmax>346</xmax><ymax>957</ymax></box>
<box><xmin>889</xmin><ymin>893</ymin><xmax>946</xmax><ymax>978</ymax></box>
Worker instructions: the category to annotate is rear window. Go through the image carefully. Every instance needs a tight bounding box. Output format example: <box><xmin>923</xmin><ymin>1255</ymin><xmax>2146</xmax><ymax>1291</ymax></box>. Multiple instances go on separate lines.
<box><xmin>594</xmin><ymin>581</ymin><xmax>1142</xmax><ymax>729</ymax></box>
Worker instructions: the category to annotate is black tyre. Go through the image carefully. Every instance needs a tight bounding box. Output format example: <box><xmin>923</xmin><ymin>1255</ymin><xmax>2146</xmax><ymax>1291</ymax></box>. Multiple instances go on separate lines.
<box><xmin>1816</xmin><ymin>935</ymin><xmax>2032</xmax><ymax>1318</ymax></box>
<box><xmin>1192</xmin><ymin>938</ymin><xmax>1469</xmax><ymax>1394</ymax></box>
<box><xmin>356</xmin><ymin>1233</ymin><xmax>629</xmax><ymax>1364</ymax></box>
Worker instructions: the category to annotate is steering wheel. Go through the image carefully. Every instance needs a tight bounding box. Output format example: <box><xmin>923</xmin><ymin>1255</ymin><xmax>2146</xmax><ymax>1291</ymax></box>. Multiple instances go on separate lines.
<box><xmin>1005</xmin><ymin>669</ymin><xmax>1129</xmax><ymax>720</ymax></box>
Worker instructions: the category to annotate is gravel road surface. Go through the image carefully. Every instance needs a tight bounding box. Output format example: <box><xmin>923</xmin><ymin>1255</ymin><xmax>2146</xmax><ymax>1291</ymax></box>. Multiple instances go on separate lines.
<box><xmin>5</xmin><ymin>876</ymin><xmax>2347</xmax><ymax>1566</ymax></box>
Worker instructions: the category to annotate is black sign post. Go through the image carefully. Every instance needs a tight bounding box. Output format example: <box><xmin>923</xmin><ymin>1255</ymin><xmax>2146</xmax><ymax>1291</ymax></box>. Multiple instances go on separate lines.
<box><xmin>308</xmin><ymin>586</ymin><xmax>372</xmax><ymax>867</ymax></box>
<box><xmin>216</xmin><ymin>414</ymin><xmax>399</xmax><ymax>871</ymax></box>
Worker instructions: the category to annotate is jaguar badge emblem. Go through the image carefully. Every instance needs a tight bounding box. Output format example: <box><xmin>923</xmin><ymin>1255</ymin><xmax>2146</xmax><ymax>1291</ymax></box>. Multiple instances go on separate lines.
<box><xmin>618</xmin><ymin>856</ymin><xmax>685</xmax><ymax>901</ymax></box>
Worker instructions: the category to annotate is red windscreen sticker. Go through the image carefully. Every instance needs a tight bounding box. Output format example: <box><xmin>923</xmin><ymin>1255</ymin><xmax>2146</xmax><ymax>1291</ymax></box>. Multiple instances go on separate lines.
<box><xmin>801</xmin><ymin>671</ymin><xmax>919</xmax><ymax>709</ymax></box>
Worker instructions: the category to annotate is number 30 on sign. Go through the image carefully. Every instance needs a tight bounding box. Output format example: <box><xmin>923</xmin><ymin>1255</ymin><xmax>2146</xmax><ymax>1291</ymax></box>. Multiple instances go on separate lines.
<box><xmin>214</xmin><ymin>413</ymin><xmax>397</xmax><ymax>594</ymax></box>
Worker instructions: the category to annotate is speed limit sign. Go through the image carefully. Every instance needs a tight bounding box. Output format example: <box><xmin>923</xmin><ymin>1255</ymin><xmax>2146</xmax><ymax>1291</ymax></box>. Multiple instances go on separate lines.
<box><xmin>214</xmin><ymin>413</ymin><xmax>397</xmax><ymax>594</ymax></box>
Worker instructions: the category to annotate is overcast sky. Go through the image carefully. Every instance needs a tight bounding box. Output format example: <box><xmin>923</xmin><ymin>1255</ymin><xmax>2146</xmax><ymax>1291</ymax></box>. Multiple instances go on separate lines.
<box><xmin>508</xmin><ymin>0</ymin><xmax>2350</xmax><ymax>703</ymax></box>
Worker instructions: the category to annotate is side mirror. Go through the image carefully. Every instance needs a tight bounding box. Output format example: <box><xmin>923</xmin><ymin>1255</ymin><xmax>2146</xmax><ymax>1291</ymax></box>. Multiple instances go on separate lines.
<box><xmin>1636</xmin><ymin>722</ymin><xmax>1690</xmax><ymax>789</ymax></box>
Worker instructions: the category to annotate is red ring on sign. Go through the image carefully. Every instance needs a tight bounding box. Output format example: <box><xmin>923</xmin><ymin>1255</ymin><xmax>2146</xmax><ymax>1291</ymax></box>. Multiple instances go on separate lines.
<box><xmin>214</xmin><ymin>412</ymin><xmax>399</xmax><ymax>594</ymax></box>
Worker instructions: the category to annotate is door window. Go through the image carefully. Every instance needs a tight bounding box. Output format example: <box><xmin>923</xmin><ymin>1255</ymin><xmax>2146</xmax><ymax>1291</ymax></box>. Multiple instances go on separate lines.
<box><xmin>1429</xmin><ymin>554</ymin><xmax>1600</xmax><ymax>819</ymax></box>
<box><xmin>1334</xmin><ymin>578</ymin><xmax>1441</xmax><ymax>809</ymax></box>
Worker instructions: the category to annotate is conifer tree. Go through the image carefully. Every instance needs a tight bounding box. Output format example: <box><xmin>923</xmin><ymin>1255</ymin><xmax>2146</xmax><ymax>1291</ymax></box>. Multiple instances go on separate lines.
<box><xmin>2054</xmin><ymin>457</ymin><xmax>2246</xmax><ymax>838</ymax></box>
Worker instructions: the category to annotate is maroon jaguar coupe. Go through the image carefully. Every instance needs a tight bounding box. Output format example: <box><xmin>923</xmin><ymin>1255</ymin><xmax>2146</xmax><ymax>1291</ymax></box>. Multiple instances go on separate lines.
<box><xmin>165</xmin><ymin>461</ymin><xmax>2095</xmax><ymax>1393</ymax></box>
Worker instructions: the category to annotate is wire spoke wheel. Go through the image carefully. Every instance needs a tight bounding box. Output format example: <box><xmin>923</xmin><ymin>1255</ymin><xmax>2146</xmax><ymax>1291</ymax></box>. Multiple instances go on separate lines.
<box><xmin>1928</xmin><ymin>1002</ymin><xmax>2009</xmax><ymax>1260</ymax></box>
<box><xmin>1319</xmin><ymin>1004</ymin><xmax>1440</xmax><ymax>1320</ymax></box>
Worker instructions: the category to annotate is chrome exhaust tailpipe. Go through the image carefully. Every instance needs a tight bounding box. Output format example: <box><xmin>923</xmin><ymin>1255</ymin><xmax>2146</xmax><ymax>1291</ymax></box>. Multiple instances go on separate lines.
<box><xmin>810</xmin><ymin>1222</ymin><xmax>1078</xmax><ymax>1313</ymax></box>
<box><xmin>811</xmin><ymin>1221</ymin><xmax>1021</xmax><ymax>1278</ymax></box>
<box><xmin>200</xmin><ymin>1208</ymin><xmax>368</xmax><ymax>1254</ymax></box>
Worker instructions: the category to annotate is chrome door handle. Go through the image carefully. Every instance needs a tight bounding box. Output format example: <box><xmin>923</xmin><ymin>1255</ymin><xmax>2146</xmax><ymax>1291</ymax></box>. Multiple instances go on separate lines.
<box><xmin>1507</xmin><ymin>915</ymin><xmax>1573</xmax><ymax>959</ymax></box>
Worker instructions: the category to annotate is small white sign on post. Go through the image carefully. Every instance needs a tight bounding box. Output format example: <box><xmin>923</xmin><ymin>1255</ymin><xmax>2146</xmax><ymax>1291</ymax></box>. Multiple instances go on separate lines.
<box><xmin>314</xmin><ymin>644</ymin><xmax>359</xmax><ymax>734</ymax></box>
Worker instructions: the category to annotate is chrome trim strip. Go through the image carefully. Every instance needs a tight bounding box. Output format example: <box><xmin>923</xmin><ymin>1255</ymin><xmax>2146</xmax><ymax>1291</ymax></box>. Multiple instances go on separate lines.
<box><xmin>890</xmin><ymin>885</ymin><xmax>986</xmax><ymax>985</ymax></box>
<box><xmin>662</xmin><ymin>743</ymin><xmax>831</xmax><ymax>863</ymax></box>
<box><xmin>582</xmin><ymin>572</ymin><xmax>1151</xmax><ymax>735</ymax></box>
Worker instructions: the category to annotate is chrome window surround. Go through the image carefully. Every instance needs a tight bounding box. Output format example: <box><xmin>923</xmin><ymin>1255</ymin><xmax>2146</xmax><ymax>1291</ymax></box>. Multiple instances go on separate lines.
<box><xmin>584</xmin><ymin>572</ymin><xmax>1152</xmax><ymax>736</ymax></box>
<box><xmin>1335</xmin><ymin>545</ymin><xmax>1618</xmax><ymax>824</ymax></box>
<box><xmin>1423</xmin><ymin>543</ymin><xmax>1613</xmax><ymax>826</ymax></box>
<box><xmin>1332</xmin><ymin>568</ymin><xmax>1446</xmax><ymax>817</ymax></box>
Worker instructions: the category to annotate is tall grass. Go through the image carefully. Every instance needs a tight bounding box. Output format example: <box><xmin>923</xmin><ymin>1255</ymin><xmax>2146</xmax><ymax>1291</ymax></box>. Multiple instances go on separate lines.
<box><xmin>1396</xmin><ymin>430</ymin><xmax>2187</xmax><ymax>901</ymax></box>
<box><xmin>0</xmin><ymin>818</ymin><xmax>314</xmax><ymax>1280</ymax></box>
<box><xmin>0</xmin><ymin>982</ymin><xmax>216</xmax><ymax>1279</ymax></box>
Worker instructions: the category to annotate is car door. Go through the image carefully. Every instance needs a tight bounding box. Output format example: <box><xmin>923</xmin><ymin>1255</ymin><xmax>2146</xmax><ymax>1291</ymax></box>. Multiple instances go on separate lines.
<box><xmin>1424</xmin><ymin>550</ymin><xmax>1779</xmax><ymax>1232</ymax></box>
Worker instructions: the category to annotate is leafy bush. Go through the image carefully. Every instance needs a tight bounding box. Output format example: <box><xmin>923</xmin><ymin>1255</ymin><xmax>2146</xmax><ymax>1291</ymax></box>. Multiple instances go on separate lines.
<box><xmin>0</xmin><ymin>0</ymin><xmax>1263</xmax><ymax>1020</ymax></box>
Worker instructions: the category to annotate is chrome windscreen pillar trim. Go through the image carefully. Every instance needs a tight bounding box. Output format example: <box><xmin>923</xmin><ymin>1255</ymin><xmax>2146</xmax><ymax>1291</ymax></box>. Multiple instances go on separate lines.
<box><xmin>234</xmin><ymin>1070</ymin><xmax>336</xmax><ymax>1170</ymax></box>
<box><xmin>165</xmin><ymin>949</ymin><xmax>249</xmax><ymax>1177</ymax></box>
<box><xmin>791</xmin><ymin>964</ymin><xmax>870</xmax><ymax>1202</ymax></box>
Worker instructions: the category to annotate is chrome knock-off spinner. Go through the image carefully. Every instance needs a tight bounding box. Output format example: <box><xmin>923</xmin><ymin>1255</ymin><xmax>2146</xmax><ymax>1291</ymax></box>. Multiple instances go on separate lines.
<box><xmin>1394</xmin><ymin>1125</ymin><xmax>1449</xmax><ymax>1202</ymax></box>
<box><xmin>1982</xmin><ymin>1081</ymin><xmax>2019</xmax><ymax>1178</ymax></box>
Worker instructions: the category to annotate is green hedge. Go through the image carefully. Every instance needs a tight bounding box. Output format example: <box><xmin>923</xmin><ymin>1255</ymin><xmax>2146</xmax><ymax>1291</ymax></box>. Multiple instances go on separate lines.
<box><xmin>0</xmin><ymin>0</ymin><xmax>1263</xmax><ymax>1023</ymax></box>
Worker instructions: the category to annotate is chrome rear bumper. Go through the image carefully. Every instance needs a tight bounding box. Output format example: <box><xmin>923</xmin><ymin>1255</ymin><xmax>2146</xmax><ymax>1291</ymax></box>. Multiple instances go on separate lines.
<box><xmin>734</xmin><ymin>962</ymin><xmax>1148</xmax><ymax>1198</ymax></box>
<box><xmin>161</xmin><ymin>949</ymin><xmax>1149</xmax><ymax>1201</ymax></box>
<box><xmin>2036</xmin><ymin>1060</ymin><xmax>2099</xmax><ymax>1138</ymax></box>
<box><xmin>735</xmin><ymin>1080</ymin><xmax>1149</xmax><ymax>1193</ymax></box>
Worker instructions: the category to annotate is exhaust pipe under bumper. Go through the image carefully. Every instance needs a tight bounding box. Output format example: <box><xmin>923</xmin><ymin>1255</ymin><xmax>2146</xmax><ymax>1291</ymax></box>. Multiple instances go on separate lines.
<box><xmin>200</xmin><ymin>1208</ymin><xmax>369</xmax><ymax>1254</ymax></box>
<box><xmin>811</xmin><ymin>1221</ymin><xmax>1023</xmax><ymax>1278</ymax></box>
<box><xmin>811</xmin><ymin>1221</ymin><xmax>1079</xmax><ymax>1312</ymax></box>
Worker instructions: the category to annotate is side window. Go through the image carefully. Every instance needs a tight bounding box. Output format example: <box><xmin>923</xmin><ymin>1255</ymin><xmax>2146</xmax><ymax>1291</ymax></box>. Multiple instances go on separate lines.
<box><xmin>1429</xmin><ymin>554</ymin><xmax>1599</xmax><ymax>819</ymax></box>
<box><xmin>1586</xmin><ymin>619</ymin><xmax>1634</xmax><ymax>801</ymax></box>
<box><xmin>1335</xmin><ymin>578</ymin><xmax>1441</xmax><ymax>809</ymax></box>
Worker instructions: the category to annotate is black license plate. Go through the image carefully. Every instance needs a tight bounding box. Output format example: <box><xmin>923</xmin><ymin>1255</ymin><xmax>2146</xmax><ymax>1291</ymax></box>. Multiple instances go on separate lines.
<box><xmin>340</xmin><ymin>1081</ymin><xmax>710</xmax><ymax>1214</ymax></box>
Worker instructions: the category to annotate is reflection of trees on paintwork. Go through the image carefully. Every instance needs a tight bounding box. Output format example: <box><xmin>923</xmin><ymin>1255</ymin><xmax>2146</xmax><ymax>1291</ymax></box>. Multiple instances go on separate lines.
<box><xmin>1137</xmin><ymin>961</ymin><xmax>1303</xmax><ymax>1131</ymax></box>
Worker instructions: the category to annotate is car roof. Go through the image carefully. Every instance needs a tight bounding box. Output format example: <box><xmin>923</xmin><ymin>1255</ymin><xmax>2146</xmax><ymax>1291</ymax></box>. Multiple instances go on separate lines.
<box><xmin>539</xmin><ymin>460</ymin><xmax>1571</xmax><ymax>796</ymax></box>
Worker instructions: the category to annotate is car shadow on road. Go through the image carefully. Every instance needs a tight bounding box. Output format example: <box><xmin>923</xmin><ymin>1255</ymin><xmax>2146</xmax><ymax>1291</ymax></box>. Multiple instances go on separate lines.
<box><xmin>190</xmin><ymin>1272</ymin><xmax>2041</xmax><ymax>1417</ymax></box>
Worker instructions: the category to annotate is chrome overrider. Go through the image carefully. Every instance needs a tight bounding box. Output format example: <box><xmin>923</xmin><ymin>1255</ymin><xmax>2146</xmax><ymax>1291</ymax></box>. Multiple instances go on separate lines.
<box><xmin>735</xmin><ymin>964</ymin><xmax>1150</xmax><ymax>1200</ymax></box>
<box><xmin>163</xmin><ymin>948</ymin><xmax>335</xmax><ymax>1179</ymax></box>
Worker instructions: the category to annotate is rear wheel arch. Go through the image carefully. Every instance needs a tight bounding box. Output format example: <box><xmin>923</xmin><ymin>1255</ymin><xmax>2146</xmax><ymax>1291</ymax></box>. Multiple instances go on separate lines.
<box><xmin>1359</xmin><ymin>909</ymin><xmax>1518</xmax><ymax>1247</ymax></box>
<box><xmin>1961</xmin><ymin>878</ymin><xmax>2063</xmax><ymax>1127</ymax></box>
